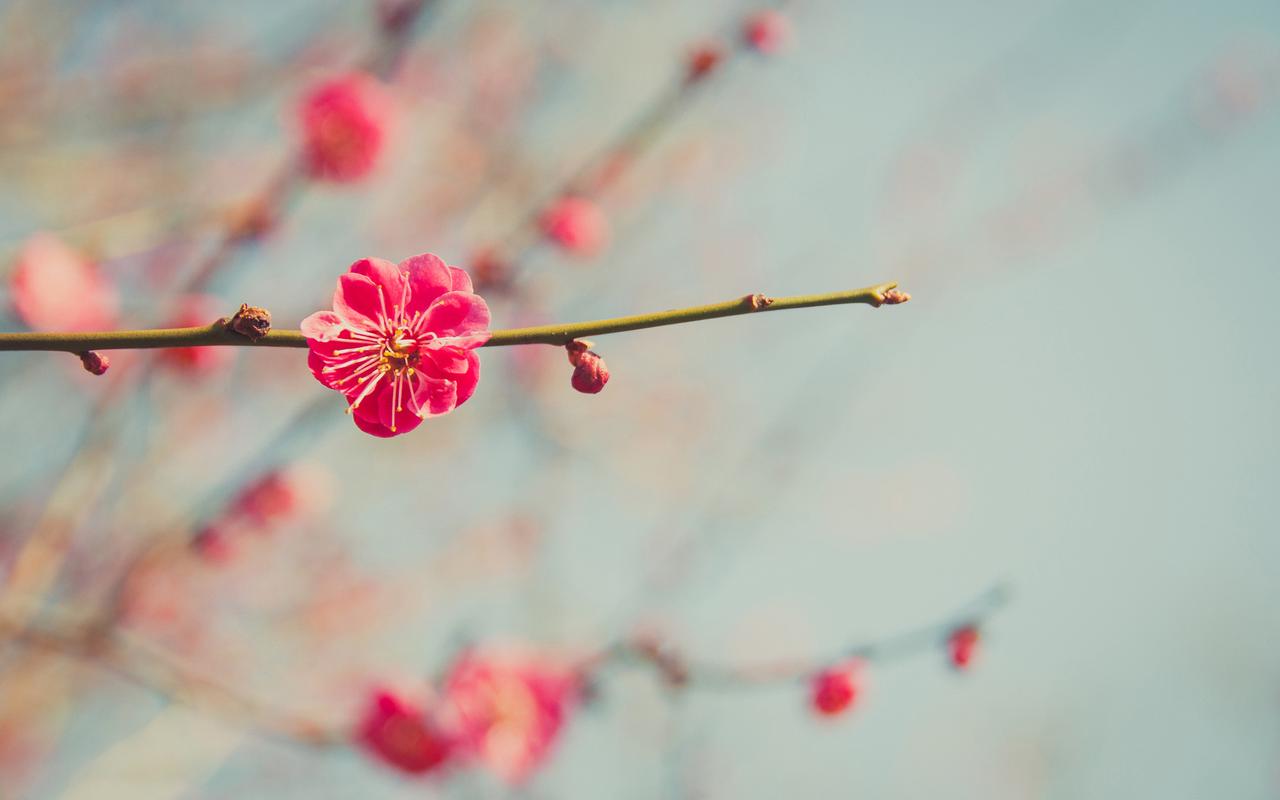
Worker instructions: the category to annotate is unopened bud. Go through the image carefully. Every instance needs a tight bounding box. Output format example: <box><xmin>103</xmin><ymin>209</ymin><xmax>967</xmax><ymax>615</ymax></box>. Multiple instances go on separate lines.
<box><xmin>227</xmin><ymin>304</ymin><xmax>272</xmax><ymax>340</ymax></box>
<box><xmin>78</xmin><ymin>350</ymin><xmax>110</xmax><ymax>375</ymax></box>
<box><xmin>878</xmin><ymin>289</ymin><xmax>911</xmax><ymax>306</ymax></box>
<box><xmin>566</xmin><ymin>340</ymin><xmax>609</xmax><ymax>394</ymax></box>
<box><xmin>743</xmin><ymin>9</ymin><xmax>791</xmax><ymax>55</ymax></box>
<box><xmin>687</xmin><ymin>43</ymin><xmax>725</xmax><ymax>83</ymax></box>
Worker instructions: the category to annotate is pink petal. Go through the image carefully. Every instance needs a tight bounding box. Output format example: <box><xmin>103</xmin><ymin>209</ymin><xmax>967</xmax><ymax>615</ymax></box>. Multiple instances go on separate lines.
<box><xmin>335</xmin><ymin>272</ymin><xmax>387</xmax><ymax>332</ymax></box>
<box><xmin>454</xmin><ymin>351</ymin><xmax>481</xmax><ymax>406</ymax></box>
<box><xmin>300</xmin><ymin>311</ymin><xmax>345</xmax><ymax>342</ymax></box>
<box><xmin>349</xmin><ymin>257</ymin><xmax>406</xmax><ymax>308</ymax></box>
<box><xmin>406</xmin><ymin>373</ymin><xmax>458</xmax><ymax>418</ymax></box>
<box><xmin>399</xmin><ymin>253</ymin><xmax>454</xmax><ymax>315</ymax></box>
<box><xmin>421</xmin><ymin>291</ymin><xmax>491</xmax><ymax>340</ymax></box>
<box><xmin>448</xmin><ymin>265</ymin><xmax>474</xmax><ymax>293</ymax></box>
<box><xmin>422</xmin><ymin>345</ymin><xmax>471</xmax><ymax>376</ymax></box>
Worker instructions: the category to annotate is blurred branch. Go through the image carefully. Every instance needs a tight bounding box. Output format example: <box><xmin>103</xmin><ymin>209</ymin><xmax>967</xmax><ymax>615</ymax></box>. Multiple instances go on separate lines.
<box><xmin>595</xmin><ymin>583</ymin><xmax>1010</xmax><ymax>690</ymax></box>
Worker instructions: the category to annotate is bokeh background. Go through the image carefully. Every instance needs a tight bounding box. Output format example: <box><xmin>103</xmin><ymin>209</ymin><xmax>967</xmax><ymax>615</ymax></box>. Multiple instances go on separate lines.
<box><xmin>1</xmin><ymin>0</ymin><xmax>1278</xmax><ymax>797</ymax></box>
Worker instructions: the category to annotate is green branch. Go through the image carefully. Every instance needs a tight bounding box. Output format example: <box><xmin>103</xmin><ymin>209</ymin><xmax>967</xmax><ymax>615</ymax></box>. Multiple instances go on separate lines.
<box><xmin>0</xmin><ymin>282</ymin><xmax>906</xmax><ymax>354</ymax></box>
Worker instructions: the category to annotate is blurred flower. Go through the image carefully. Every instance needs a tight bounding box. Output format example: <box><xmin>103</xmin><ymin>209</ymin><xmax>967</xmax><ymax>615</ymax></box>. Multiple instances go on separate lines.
<box><xmin>9</xmin><ymin>233</ymin><xmax>118</xmax><ymax>332</ymax></box>
<box><xmin>947</xmin><ymin>625</ymin><xmax>980</xmax><ymax>670</ymax></box>
<box><xmin>742</xmin><ymin>9</ymin><xmax>791</xmax><ymax>55</ymax></box>
<box><xmin>158</xmin><ymin>295</ymin><xmax>236</xmax><ymax>374</ymax></box>
<box><xmin>441</xmin><ymin>649</ymin><xmax>580</xmax><ymax>784</ymax></box>
<box><xmin>298</xmin><ymin>73</ymin><xmax>393</xmax><ymax>182</ymax></box>
<box><xmin>540</xmin><ymin>196</ymin><xmax>609</xmax><ymax>256</ymax></box>
<box><xmin>302</xmin><ymin>254</ymin><xmax>489</xmax><ymax>437</ymax></box>
<box><xmin>810</xmin><ymin>660</ymin><xmax>863</xmax><ymax>716</ymax></box>
<box><xmin>193</xmin><ymin>464</ymin><xmax>333</xmax><ymax>563</ymax></box>
<box><xmin>357</xmin><ymin>690</ymin><xmax>453</xmax><ymax>775</ymax></box>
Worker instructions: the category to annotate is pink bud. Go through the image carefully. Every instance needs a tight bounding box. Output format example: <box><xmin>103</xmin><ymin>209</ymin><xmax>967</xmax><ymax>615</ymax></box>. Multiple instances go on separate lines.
<box><xmin>77</xmin><ymin>350</ymin><xmax>110</xmax><ymax>376</ymax></box>
<box><xmin>540</xmin><ymin>197</ymin><xmax>609</xmax><ymax>256</ymax></box>
<box><xmin>947</xmin><ymin>626</ymin><xmax>980</xmax><ymax>670</ymax></box>
<box><xmin>565</xmin><ymin>340</ymin><xmax>609</xmax><ymax>394</ymax></box>
<box><xmin>743</xmin><ymin>9</ymin><xmax>791</xmax><ymax>55</ymax></box>
<box><xmin>687</xmin><ymin>43</ymin><xmax>725</xmax><ymax>83</ymax></box>
<box><xmin>810</xmin><ymin>660</ymin><xmax>862</xmax><ymax>717</ymax></box>
<box><xmin>571</xmin><ymin>352</ymin><xmax>609</xmax><ymax>394</ymax></box>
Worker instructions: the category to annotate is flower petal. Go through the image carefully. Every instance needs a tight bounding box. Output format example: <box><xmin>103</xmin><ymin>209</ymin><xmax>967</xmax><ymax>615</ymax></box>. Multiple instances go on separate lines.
<box><xmin>350</xmin><ymin>257</ymin><xmax>406</xmax><ymax>311</ymax></box>
<box><xmin>454</xmin><ymin>351</ymin><xmax>481</xmax><ymax>406</ymax></box>
<box><xmin>399</xmin><ymin>253</ymin><xmax>454</xmax><ymax>315</ymax></box>
<box><xmin>421</xmin><ymin>291</ymin><xmax>491</xmax><ymax>341</ymax></box>
<box><xmin>301</xmin><ymin>311</ymin><xmax>345</xmax><ymax>342</ymax></box>
<box><xmin>448</xmin><ymin>265</ymin><xmax>474</xmax><ymax>293</ymax></box>
<box><xmin>334</xmin><ymin>273</ymin><xmax>387</xmax><ymax>331</ymax></box>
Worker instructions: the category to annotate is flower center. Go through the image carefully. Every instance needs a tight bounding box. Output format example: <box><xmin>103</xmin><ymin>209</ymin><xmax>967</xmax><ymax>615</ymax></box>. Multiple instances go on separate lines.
<box><xmin>381</xmin><ymin>329</ymin><xmax>418</xmax><ymax>373</ymax></box>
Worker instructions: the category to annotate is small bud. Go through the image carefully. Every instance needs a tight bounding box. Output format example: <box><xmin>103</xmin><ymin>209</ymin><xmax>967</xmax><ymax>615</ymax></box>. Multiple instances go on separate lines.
<box><xmin>879</xmin><ymin>288</ymin><xmax>911</xmax><ymax>306</ymax></box>
<box><xmin>541</xmin><ymin>196</ymin><xmax>610</xmax><ymax>256</ymax></box>
<box><xmin>687</xmin><ymin>42</ymin><xmax>725</xmax><ymax>83</ymax></box>
<box><xmin>745</xmin><ymin>293</ymin><xmax>773</xmax><ymax>311</ymax></box>
<box><xmin>566</xmin><ymin>341</ymin><xmax>609</xmax><ymax>394</ymax></box>
<box><xmin>632</xmin><ymin>635</ymin><xmax>689</xmax><ymax>688</ymax></box>
<box><xmin>810</xmin><ymin>660</ymin><xmax>862</xmax><ymax>717</ymax></box>
<box><xmin>227</xmin><ymin>303</ymin><xmax>272</xmax><ymax>341</ymax></box>
<box><xmin>193</xmin><ymin>525</ymin><xmax>235</xmax><ymax>564</ymax></box>
<box><xmin>743</xmin><ymin>9</ymin><xmax>791</xmax><ymax>55</ymax></box>
<box><xmin>947</xmin><ymin>625</ymin><xmax>980</xmax><ymax>670</ymax></box>
<box><xmin>78</xmin><ymin>350</ymin><xmax>110</xmax><ymax>375</ymax></box>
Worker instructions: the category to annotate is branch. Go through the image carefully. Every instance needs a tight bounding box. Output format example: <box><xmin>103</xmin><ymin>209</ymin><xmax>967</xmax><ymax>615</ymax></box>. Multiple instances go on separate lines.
<box><xmin>0</xmin><ymin>283</ymin><xmax>908</xmax><ymax>354</ymax></box>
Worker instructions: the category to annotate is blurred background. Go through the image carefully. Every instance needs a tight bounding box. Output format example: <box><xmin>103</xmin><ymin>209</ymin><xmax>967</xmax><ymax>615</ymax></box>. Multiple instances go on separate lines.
<box><xmin>0</xmin><ymin>0</ymin><xmax>1278</xmax><ymax>797</ymax></box>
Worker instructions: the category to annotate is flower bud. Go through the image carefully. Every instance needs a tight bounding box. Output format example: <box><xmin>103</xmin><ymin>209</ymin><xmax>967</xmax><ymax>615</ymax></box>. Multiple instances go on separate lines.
<box><xmin>566</xmin><ymin>341</ymin><xmax>609</xmax><ymax>394</ymax></box>
<box><xmin>227</xmin><ymin>303</ymin><xmax>271</xmax><ymax>341</ymax></box>
<box><xmin>810</xmin><ymin>660</ymin><xmax>862</xmax><ymax>716</ymax></box>
<box><xmin>78</xmin><ymin>350</ymin><xmax>110</xmax><ymax>376</ymax></box>
<box><xmin>541</xmin><ymin>196</ymin><xmax>609</xmax><ymax>256</ymax></box>
<box><xmin>743</xmin><ymin>9</ymin><xmax>791</xmax><ymax>55</ymax></box>
<box><xmin>687</xmin><ymin>42</ymin><xmax>725</xmax><ymax>83</ymax></box>
<box><xmin>947</xmin><ymin>625</ymin><xmax>980</xmax><ymax>670</ymax></box>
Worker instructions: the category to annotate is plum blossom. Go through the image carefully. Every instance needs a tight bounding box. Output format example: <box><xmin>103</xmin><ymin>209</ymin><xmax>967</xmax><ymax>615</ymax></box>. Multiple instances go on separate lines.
<box><xmin>440</xmin><ymin>649</ymin><xmax>580</xmax><ymax>784</ymax></box>
<box><xmin>298</xmin><ymin>73</ymin><xmax>393</xmax><ymax>182</ymax></box>
<box><xmin>9</xmin><ymin>233</ymin><xmax>118</xmax><ymax>332</ymax></box>
<box><xmin>302</xmin><ymin>254</ymin><xmax>489</xmax><ymax>437</ymax></box>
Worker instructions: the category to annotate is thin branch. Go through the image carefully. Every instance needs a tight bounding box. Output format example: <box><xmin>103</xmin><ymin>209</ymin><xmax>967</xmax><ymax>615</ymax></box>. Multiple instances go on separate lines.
<box><xmin>0</xmin><ymin>282</ymin><xmax>906</xmax><ymax>354</ymax></box>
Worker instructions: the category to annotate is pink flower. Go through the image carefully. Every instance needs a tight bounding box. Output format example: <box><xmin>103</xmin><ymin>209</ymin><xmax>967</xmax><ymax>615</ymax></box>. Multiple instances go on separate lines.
<box><xmin>356</xmin><ymin>690</ymin><xmax>453</xmax><ymax>775</ymax></box>
<box><xmin>9</xmin><ymin>233</ymin><xmax>118</xmax><ymax>332</ymax></box>
<box><xmin>540</xmin><ymin>196</ymin><xmax>609</xmax><ymax>256</ymax></box>
<box><xmin>298</xmin><ymin>73</ymin><xmax>393</xmax><ymax>182</ymax></box>
<box><xmin>743</xmin><ymin>9</ymin><xmax>791</xmax><ymax>55</ymax></box>
<box><xmin>302</xmin><ymin>254</ymin><xmax>489</xmax><ymax>437</ymax></box>
<box><xmin>158</xmin><ymin>295</ymin><xmax>236</xmax><ymax>374</ymax></box>
<box><xmin>441</xmin><ymin>649</ymin><xmax>580</xmax><ymax>784</ymax></box>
